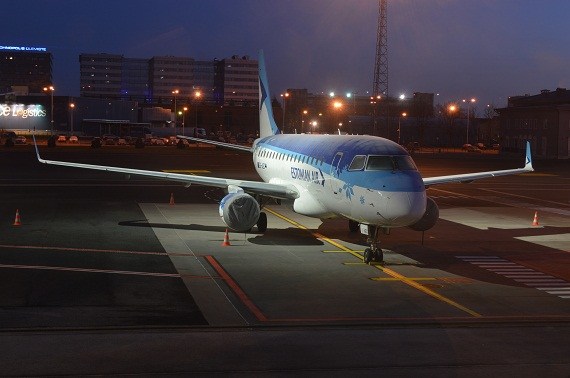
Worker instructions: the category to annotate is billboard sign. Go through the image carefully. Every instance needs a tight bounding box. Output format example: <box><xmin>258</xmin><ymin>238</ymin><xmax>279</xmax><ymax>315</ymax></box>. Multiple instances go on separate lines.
<box><xmin>0</xmin><ymin>104</ymin><xmax>49</xmax><ymax>129</ymax></box>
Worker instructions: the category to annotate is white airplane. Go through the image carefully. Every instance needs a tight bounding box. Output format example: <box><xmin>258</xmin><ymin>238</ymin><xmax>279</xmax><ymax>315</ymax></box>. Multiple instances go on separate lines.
<box><xmin>34</xmin><ymin>51</ymin><xmax>533</xmax><ymax>264</ymax></box>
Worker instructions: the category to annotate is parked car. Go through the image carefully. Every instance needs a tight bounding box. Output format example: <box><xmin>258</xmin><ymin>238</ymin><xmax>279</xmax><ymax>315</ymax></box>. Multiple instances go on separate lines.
<box><xmin>476</xmin><ymin>142</ymin><xmax>486</xmax><ymax>150</ymax></box>
<box><xmin>57</xmin><ymin>135</ymin><xmax>67</xmax><ymax>143</ymax></box>
<box><xmin>117</xmin><ymin>138</ymin><xmax>127</xmax><ymax>145</ymax></box>
<box><xmin>462</xmin><ymin>143</ymin><xmax>481</xmax><ymax>153</ymax></box>
<box><xmin>14</xmin><ymin>136</ymin><xmax>27</xmax><ymax>145</ymax></box>
<box><xmin>68</xmin><ymin>135</ymin><xmax>79</xmax><ymax>143</ymax></box>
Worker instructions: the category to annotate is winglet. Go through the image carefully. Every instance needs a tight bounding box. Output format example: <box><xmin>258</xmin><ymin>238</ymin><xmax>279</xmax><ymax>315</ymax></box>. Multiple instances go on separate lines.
<box><xmin>524</xmin><ymin>141</ymin><xmax>534</xmax><ymax>171</ymax></box>
<box><xmin>258</xmin><ymin>50</ymin><xmax>280</xmax><ymax>138</ymax></box>
<box><xmin>32</xmin><ymin>134</ymin><xmax>46</xmax><ymax>164</ymax></box>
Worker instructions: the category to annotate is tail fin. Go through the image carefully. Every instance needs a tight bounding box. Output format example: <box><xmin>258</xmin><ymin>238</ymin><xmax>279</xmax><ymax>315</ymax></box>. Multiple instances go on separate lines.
<box><xmin>524</xmin><ymin>140</ymin><xmax>534</xmax><ymax>171</ymax></box>
<box><xmin>258</xmin><ymin>50</ymin><xmax>280</xmax><ymax>138</ymax></box>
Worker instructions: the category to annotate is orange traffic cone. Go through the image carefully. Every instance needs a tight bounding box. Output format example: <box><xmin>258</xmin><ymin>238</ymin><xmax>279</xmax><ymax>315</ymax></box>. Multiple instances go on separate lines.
<box><xmin>532</xmin><ymin>211</ymin><xmax>539</xmax><ymax>226</ymax></box>
<box><xmin>221</xmin><ymin>229</ymin><xmax>231</xmax><ymax>246</ymax></box>
<box><xmin>169</xmin><ymin>192</ymin><xmax>175</xmax><ymax>205</ymax></box>
<box><xmin>13</xmin><ymin>209</ymin><xmax>21</xmax><ymax>226</ymax></box>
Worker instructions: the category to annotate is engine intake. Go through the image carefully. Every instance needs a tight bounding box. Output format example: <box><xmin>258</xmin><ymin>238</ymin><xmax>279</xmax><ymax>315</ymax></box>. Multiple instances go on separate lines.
<box><xmin>219</xmin><ymin>192</ymin><xmax>260</xmax><ymax>232</ymax></box>
<box><xmin>408</xmin><ymin>197</ymin><xmax>439</xmax><ymax>232</ymax></box>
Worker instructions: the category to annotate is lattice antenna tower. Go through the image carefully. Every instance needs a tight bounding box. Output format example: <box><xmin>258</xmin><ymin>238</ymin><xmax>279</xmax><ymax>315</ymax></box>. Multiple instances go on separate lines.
<box><xmin>373</xmin><ymin>0</ymin><xmax>388</xmax><ymax>96</ymax></box>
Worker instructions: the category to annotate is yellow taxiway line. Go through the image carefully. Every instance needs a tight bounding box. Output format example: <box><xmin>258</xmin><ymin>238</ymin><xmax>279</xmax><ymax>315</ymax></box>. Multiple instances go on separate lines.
<box><xmin>264</xmin><ymin>206</ymin><xmax>482</xmax><ymax>318</ymax></box>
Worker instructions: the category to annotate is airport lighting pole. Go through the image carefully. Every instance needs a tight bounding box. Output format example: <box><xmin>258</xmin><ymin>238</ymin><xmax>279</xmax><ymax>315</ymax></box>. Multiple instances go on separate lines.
<box><xmin>182</xmin><ymin>107</ymin><xmax>188</xmax><ymax>136</ymax></box>
<box><xmin>69</xmin><ymin>103</ymin><xmax>75</xmax><ymax>134</ymax></box>
<box><xmin>448</xmin><ymin>104</ymin><xmax>457</xmax><ymax>147</ymax></box>
<box><xmin>194</xmin><ymin>90</ymin><xmax>202</xmax><ymax>128</ymax></box>
<box><xmin>280</xmin><ymin>92</ymin><xmax>289</xmax><ymax>132</ymax></box>
<box><xmin>398</xmin><ymin>112</ymin><xmax>407</xmax><ymax>145</ymax></box>
<box><xmin>462</xmin><ymin>98</ymin><xmax>476</xmax><ymax>145</ymax></box>
<box><xmin>43</xmin><ymin>85</ymin><xmax>54</xmax><ymax>135</ymax></box>
<box><xmin>301</xmin><ymin>109</ymin><xmax>308</xmax><ymax>133</ymax></box>
<box><xmin>172</xmin><ymin>89</ymin><xmax>179</xmax><ymax>126</ymax></box>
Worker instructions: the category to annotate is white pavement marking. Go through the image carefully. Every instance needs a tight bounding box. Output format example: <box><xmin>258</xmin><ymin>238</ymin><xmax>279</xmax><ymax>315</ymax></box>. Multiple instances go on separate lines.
<box><xmin>457</xmin><ymin>256</ymin><xmax>570</xmax><ymax>299</ymax></box>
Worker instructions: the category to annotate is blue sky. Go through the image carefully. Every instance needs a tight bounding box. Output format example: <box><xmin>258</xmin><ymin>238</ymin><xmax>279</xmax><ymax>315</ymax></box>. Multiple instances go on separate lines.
<box><xmin>3</xmin><ymin>0</ymin><xmax>570</xmax><ymax>112</ymax></box>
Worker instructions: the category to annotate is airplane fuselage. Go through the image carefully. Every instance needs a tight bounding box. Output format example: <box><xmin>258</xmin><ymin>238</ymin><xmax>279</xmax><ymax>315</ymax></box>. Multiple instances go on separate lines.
<box><xmin>252</xmin><ymin>133</ymin><xmax>427</xmax><ymax>228</ymax></box>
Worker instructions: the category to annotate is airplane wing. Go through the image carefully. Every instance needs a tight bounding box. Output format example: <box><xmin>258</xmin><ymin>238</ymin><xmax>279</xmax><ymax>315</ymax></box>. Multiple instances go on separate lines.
<box><xmin>33</xmin><ymin>136</ymin><xmax>298</xmax><ymax>200</ymax></box>
<box><xmin>177</xmin><ymin>135</ymin><xmax>253</xmax><ymax>152</ymax></box>
<box><xmin>423</xmin><ymin>141</ymin><xmax>533</xmax><ymax>186</ymax></box>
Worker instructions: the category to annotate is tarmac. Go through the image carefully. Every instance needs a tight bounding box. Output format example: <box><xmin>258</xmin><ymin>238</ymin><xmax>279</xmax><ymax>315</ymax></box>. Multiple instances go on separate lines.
<box><xmin>0</xmin><ymin>144</ymin><xmax>569</xmax><ymax>375</ymax></box>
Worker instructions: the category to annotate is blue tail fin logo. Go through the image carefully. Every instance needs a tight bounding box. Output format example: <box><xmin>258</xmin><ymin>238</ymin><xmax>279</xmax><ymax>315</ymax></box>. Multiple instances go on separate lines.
<box><xmin>258</xmin><ymin>50</ymin><xmax>280</xmax><ymax>138</ymax></box>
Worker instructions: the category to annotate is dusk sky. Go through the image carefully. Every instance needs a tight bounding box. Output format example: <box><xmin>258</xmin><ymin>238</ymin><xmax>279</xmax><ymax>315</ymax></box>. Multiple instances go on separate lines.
<box><xmin>4</xmin><ymin>0</ymin><xmax>570</xmax><ymax>113</ymax></box>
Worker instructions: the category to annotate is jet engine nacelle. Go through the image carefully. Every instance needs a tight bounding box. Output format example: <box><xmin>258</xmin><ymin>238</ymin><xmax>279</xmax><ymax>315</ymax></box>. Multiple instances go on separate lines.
<box><xmin>408</xmin><ymin>197</ymin><xmax>439</xmax><ymax>232</ymax></box>
<box><xmin>219</xmin><ymin>192</ymin><xmax>260</xmax><ymax>232</ymax></box>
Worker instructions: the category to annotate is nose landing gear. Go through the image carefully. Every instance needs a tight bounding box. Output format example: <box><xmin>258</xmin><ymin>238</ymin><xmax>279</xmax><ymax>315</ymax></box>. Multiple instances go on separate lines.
<box><xmin>361</xmin><ymin>225</ymin><xmax>386</xmax><ymax>264</ymax></box>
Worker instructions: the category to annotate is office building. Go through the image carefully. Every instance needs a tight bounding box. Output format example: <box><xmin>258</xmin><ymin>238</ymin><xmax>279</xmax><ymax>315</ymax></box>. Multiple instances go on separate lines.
<box><xmin>0</xmin><ymin>47</ymin><xmax>52</xmax><ymax>94</ymax></box>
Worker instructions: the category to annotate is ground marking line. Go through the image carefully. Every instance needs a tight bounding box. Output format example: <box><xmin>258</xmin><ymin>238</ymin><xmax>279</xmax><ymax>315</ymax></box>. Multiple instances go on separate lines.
<box><xmin>264</xmin><ymin>207</ymin><xmax>482</xmax><ymax>318</ymax></box>
<box><xmin>479</xmin><ymin>188</ymin><xmax>570</xmax><ymax>207</ymax></box>
<box><xmin>0</xmin><ymin>244</ymin><xmax>167</xmax><ymax>256</ymax></box>
<box><xmin>0</xmin><ymin>263</ymin><xmax>180</xmax><ymax>277</ymax></box>
<box><xmin>205</xmin><ymin>255</ymin><xmax>268</xmax><ymax>322</ymax></box>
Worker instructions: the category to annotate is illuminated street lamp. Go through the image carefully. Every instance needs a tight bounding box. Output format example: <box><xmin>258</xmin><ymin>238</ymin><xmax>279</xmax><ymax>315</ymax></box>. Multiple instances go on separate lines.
<box><xmin>301</xmin><ymin>109</ymin><xmax>308</xmax><ymax>133</ymax></box>
<box><xmin>43</xmin><ymin>85</ymin><xmax>54</xmax><ymax>134</ymax></box>
<box><xmin>280</xmin><ymin>92</ymin><xmax>290</xmax><ymax>132</ymax></box>
<box><xmin>181</xmin><ymin>106</ymin><xmax>188</xmax><ymax>136</ymax></box>
<box><xmin>172</xmin><ymin>89</ymin><xmax>179</xmax><ymax>125</ymax></box>
<box><xmin>398</xmin><ymin>112</ymin><xmax>407</xmax><ymax>145</ymax></box>
<box><xmin>462</xmin><ymin>98</ymin><xmax>476</xmax><ymax>144</ymax></box>
<box><xmin>69</xmin><ymin>102</ymin><xmax>75</xmax><ymax>134</ymax></box>
<box><xmin>194</xmin><ymin>90</ymin><xmax>202</xmax><ymax>128</ymax></box>
<box><xmin>311</xmin><ymin>120</ymin><xmax>318</xmax><ymax>133</ymax></box>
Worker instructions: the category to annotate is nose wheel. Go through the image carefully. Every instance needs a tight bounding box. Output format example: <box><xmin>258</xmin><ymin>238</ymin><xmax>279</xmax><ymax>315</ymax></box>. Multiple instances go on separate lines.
<box><xmin>362</xmin><ymin>225</ymin><xmax>384</xmax><ymax>264</ymax></box>
<box><xmin>363</xmin><ymin>247</ymin><xmax>383</xmax><ymax>264</ymax></box>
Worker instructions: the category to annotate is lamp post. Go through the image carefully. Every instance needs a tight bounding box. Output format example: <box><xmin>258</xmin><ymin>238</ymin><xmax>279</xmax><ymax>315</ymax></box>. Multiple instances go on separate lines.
<box><xmin>280</xmin><ymin>92</ymin><xmax>289</xmax><ymax>132</ymax></box>
<box><xmin>301</xmin><ymin>110</ymin><xmax>308</xmax><ymax>133</ymax></box>
<box><xmin>181</xmin><ymin>107</ymin><xmax>187</xmax><ymax>136</ymax></box>
<box><xmin>172</xmin><ymin>89</ymin><xmax>179</xmax><ymax>126</ymax></box>
<box><xmin>398</xmin><ymin>112</ymin><xmax>407</xmax><ymax>145</ymax></box>
<box><xmin>448</xmin><ymin>104</ymin><xmax>457</xmax><ymax>147</ymax></box>
<box><xmin>194</xmin><ymin>90</ymin><xmax>202</xmax><ymax>129</ymax></box>
<box><xmin>69</xmin><ymin>102</ymin><xmax>75</xmax><ymax>134</ymax></box>
<box><xmin>462</xmin><ymin>98</ymin><xmax>476</xmax><ymax>145</ymax></box>
<box><xmin>43</xmin><ymin>85</ymin><xmax>54</xmax><ymax>134</ymax></box>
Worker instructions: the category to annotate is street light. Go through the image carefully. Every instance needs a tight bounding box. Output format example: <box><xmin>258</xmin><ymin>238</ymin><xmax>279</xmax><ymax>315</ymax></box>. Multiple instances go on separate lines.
<box><xmin>310</xmin><ymin>120</ymin><xmax>318</xmax><ymax>132</ymax></box>
<box><xmin>280</xmin><ymin>92</ymin><xmax>289</xmax><ymax>132</ymax></box>
<box><xmin>182</xmin><ymin>107</ymin><xmax>188</xmax><ymax>136</ymax></box>
<box><xmin>301</xmin><ymin>109</ymin><xmax>308</xmax><ymax>133</ymax></box>
<box><xmin>194</xmin><ymin>90</ymin><xmax>202</xmax><ymax>129</ymax></box>
<box><xmin>43</xmin><ymin>85</ymin><xmax>54</xmax><ymax>134</ymax></box>
<box><xmin>69</xmin><ymin>103</ymin><xmax>75</xmax><ymax>134</ymax></box>
<box><xmin>172</xmin><ymin>89</ymin><xmax>179</xmax><ymax>126</ymax></box>
<box><xmin>398</xmin><ymin>112</ymin><xmax>407</xmax><ymax>145</ymax></box>
<box><xmin>462</xmin><ymin>98</ymin><xmax>476</xmax><ymax>144</ymax></box>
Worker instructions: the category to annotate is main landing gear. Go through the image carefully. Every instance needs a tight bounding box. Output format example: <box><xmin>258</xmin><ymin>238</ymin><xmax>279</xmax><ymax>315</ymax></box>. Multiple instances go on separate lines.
<box><xmin>257</xmin><ymin>211</ymin><xmax>267</xmax><ymax>233</ymax></box>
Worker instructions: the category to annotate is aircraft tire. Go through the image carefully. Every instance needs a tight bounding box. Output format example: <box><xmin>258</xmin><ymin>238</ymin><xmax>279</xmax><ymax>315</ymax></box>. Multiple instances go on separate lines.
<box><xmin>257</xmin><ymin>212</ymin><xmax>268</xmax><ymax>233</ymax></box>
<box><xmin>363</xmin><ymin>248</ymin><xmax>372</xmax><ymax>264</ymax></box>
<box><xmin>373</xmin><ymin>249</ymin><xmax>383</xmax><ymax>263</ymax></box>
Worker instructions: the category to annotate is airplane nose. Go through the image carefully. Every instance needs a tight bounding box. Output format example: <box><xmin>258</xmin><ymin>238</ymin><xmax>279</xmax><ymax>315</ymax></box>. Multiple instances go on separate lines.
<box><xmin>385</xmin><ymin>191</ymin><xmax>426</xmax><ymax>226</ymax></box>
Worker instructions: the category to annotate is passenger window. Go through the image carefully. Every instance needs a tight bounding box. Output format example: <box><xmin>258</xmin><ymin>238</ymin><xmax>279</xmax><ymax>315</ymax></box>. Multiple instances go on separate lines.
<box><xmin>348</xmin><ymin>155</ymin><xmax>367</xmax><ymax>171</ymax></box>
<box><xmin>366</xmin><ymin>156</ymin><xmax>394</xmax><ymax>170</ymax></box>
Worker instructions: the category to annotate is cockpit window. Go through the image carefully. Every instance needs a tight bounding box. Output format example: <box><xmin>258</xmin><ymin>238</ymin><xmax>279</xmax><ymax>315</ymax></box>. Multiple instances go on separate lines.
<box><xmin>393</xmin><ymin>155</ymin><xmax>418</xmax><ymax>171</ymax></box>
<box><xmin>348</xmin><ymin>155</ymin><xmax>367</xmax><ymax>171</ymax></box>
<box><xmin>366</xmin><ymin>156</ymin><xmax>394</xmax><ymax>170</ymax></box>
<box><xmin>366</xmin><ymin>155</ymin><xmax>418</xmax><ymax>171</ymax></box>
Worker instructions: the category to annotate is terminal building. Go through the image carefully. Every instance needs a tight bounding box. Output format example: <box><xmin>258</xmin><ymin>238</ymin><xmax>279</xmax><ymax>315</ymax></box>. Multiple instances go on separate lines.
<box><xmin>497</xmin><ymin>88</ymin><xmax>570</xmax><ymax>159</ymax></box>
